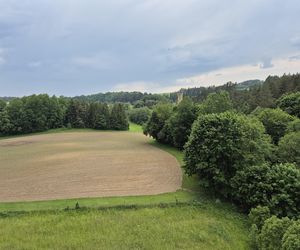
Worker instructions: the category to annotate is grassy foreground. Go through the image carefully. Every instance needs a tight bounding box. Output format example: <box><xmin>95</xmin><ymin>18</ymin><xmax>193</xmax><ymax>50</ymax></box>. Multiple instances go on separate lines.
<box><xmin>0</xmin><ymin>124</ymin><xmax>251</xmax><ymax>249</ymax></box>
<box><xmin>0</xmin><ymin>204</ymin><xmax>249</xmax><ymax>250</ymax></box>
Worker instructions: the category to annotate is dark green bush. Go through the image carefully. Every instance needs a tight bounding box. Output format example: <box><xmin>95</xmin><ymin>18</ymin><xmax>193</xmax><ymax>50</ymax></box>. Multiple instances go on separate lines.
<box><xmin>231</xmin><ymin>163</ymin><xmax>300</xmax><ymax>217</ymax></box>
<box><xmin>253</xmin><ymin>108</ymin><xmax>295</xmax><ymax>144</ymax></box>
<box><xmin>249</xmin><ymin>206</ymin><xmax>271</xmax><ymax>230</ymax></box>
<box><xmin>128</xmin><ymin>107</ymin><xmax>151</xmax><ymax>125</ymax></box>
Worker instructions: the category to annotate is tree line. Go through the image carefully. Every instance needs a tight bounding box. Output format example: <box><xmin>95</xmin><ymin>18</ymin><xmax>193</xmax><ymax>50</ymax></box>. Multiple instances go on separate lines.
<box><xmin>144</xmin><ymin>90</ymin><xmax>300</xmax><ymax>249</ymax></box>
<box><xmin>0</xmin><ymin>95</ymin><xmax>129</xmax><ymax>135</ymax></box>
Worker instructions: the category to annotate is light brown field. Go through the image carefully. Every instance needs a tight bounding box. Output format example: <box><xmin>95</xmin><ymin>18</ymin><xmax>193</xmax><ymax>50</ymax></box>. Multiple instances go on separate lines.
<box><xmin>0</xmin><ymin>132</ymin><xmax>182</xmax><ymax>202</ymax></box>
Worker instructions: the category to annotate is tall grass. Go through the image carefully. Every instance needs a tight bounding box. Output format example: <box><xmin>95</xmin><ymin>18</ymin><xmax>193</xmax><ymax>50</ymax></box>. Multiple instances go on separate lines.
<box><xmin>0</xmin><ymin>204</ymin><xmax>250</xmax><ymax>250</ymax></box>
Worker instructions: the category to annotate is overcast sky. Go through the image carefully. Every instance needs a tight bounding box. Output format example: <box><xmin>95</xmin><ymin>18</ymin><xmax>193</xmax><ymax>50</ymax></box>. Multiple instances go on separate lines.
<box><xmin>0</xmin><ymin>0</ymin><xmax>300</xmax><ymax>96</ymax></box>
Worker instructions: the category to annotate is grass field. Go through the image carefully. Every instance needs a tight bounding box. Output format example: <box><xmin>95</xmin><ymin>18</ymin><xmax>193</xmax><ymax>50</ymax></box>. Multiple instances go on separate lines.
<box><xmin>0</xmin><ymin>124</ymin><xmax>251</xmax><ymax>249</ymax></box>
<box><xmin>0</xmin><ymin>204</ymin><xmax>250</xmax><ymax>250</ymax></box>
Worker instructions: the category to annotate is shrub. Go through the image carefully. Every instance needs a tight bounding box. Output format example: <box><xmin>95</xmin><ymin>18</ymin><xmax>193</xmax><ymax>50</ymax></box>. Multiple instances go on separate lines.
<box><xmin>282</xmin><ymin>221</ymin><xmax>300</xmax><ymax>250</ymax></box>
<box><xmin>253</xmin><ymin>108</ymin><xmax>295</xmax><ymax>144</ymax></box>
<box><xmin>184</xmin><ymin>112</ymin><xmax>272</xmax><ymax>197</ymax></box>
<box><xmin>259</xmin><ymin>216</ymin><xmax>292</xmax><ymax>250</ymax></box>
<box><xmin>231</xmin><ymin>163</ymin><xmax>300</xmax><ymax>217</ymax></box>
<box><xmin>249</xmin><ymin>206</ymin><xmax>271</xmax><ymax>230</ymax></box>
<box><xmin>278</xmin><ymin>132</ymin><xmax>300</xmax><ymax>167</ymax></box>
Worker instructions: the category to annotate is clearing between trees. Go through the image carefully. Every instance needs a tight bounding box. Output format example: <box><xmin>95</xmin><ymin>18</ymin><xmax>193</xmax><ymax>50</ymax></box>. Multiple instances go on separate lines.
<box><xmin>0</xmin><ymin>131</ymin><xmax>182</xmax><ymax>202</ymax></box>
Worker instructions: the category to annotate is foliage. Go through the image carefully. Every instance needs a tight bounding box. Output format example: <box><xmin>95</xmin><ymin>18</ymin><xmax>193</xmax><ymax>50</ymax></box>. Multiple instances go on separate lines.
<box><xmin>0</xmin><ymin>99</ymin><xmax>6</xmax><ymax>112</ymax></box>
<box><xmin>286</xmin><ymin>119</ymin><xmax>300</xmax><ymax>133</ymax></box>
<box><xmin>231</xmin><ymin>163</ymin><xmax>300</xmax><ymax>217</ymax></box>
<box><xmin>277</xmin><ymin>92</ymin><xmax>300</xmax><ymax>118</ymax></box>
<box><xmin>249</xmin><ymin>206</ymin><xmax>271</xmax><ymax>230</ymax></box>
<box><xmin>184</xmin><ymin>111</ymin><xmax>272</xmax><ymax>197</ymax></box>
<box><xmin>253</xmin><ymin>108</ymin><xmax>295</xmax><ymax>144</ymax></box>
<box><xmin>259</xmin><ymin>216</ymin><xmax>292</xmax><ymax>250</ymax></box>
<box><xmin>128</xmin><ymin>107</ymin><xmax>151</xmax><ymax>125</ymax></box>
<box><xmin>278</xmin><ymin>132</ymin><xmax>300</xmax><ymax>167</ymax></box>
<box><xmin>0</xmin><ymin>95</ymin><xmax>131</xmax><ymax>135</ymax></box>
<box><xmin>167</xmin><ymin>97</ymin><xmax>197</xmax><ymax>148</ymax></box>
<box><xmin>65</xmin><ymin>99</ymin><xmax>87</xmax><ymax>128</ymax></box>
<box><xmin>197</xmin><ymin>91</ymin><xmax>233</xmax><ymax>114</ymax></box>
<box><xmin>143</xmin><ymin>103</ymin><xmax>173</xmax><ymax>142</ymax></box>
<box><xmin>110</xmin><ymin>103</ymin><xmax>129</xmax><ymax>130</ymax></box>
<box><xmin>282</xmin><ymin>221</ymin><xmax>300</xmax><ymax>250</ymax></box>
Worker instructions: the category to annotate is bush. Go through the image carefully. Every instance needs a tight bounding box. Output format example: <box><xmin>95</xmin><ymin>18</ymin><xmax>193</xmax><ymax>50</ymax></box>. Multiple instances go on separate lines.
<box><xmin>184</xmin><ymin>112</ymin><xmax>272</xmax><ymax>197</ymax></box>
<box><xmin>277</xmin><ymin>92</ymin><xmax>300</xmax><ymax>118</ymax></box>
<box><xmin>259</xmin><ymin>216</ymin><xmax>292</xmax><ymax>250</ymax></box>
<box><xmin>128</xmin><ymin>107</ymin><xmax>151</xmax><ymax>125</ymax></box>
<box><xmin>278</xmin><ymin>132</ymin><xmax>300</xmax><ymax>167</ymax></box>
<box><xmin>286</xmin><ymin>119</ymin><xmax>300</xmax><ymax>133</ymax></box>
<box><xmin>249</xmin><ymin>206</ymin><xmax>271</xmax><ymax>230</ymax></box>
<box><xmin>282</xmin><ymin>221</ymin><xmax>300</xmax><ymax>250</ymax></box>
<box><xmin>231</xmin><ymin>163</ymin><xmax>300</xmax><ymax>217</ymax></box>
<box><xmin>253</xmin><ymin>108</ymin><xmax>295</xmax><ymax>144</ymax></box>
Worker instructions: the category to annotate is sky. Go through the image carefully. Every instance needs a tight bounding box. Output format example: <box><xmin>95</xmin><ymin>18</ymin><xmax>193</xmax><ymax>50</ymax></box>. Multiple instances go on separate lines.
<box><xmin>0</xmin><ymin>0</ymin><xmax>300</xmax><ymax>96</ymax></box>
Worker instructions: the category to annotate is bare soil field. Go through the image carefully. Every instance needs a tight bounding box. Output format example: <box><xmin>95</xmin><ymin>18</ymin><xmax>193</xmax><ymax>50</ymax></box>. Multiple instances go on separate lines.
<box><xmin>0</xmin><ymin>132</ymin><xmax>182</xmax><ymax>202</ymax></box>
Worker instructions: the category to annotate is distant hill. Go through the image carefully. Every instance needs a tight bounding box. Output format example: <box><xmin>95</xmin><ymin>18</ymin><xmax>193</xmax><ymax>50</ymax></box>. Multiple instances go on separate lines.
<box><xmin>235</xmin><ymin>79</ymin><xmax>263</xmax><ymax>90</ymax></box>
<box><xmin>0</xmin><ymin>96</ymin><xmax>15</xmax><ymax>102</ymax></box>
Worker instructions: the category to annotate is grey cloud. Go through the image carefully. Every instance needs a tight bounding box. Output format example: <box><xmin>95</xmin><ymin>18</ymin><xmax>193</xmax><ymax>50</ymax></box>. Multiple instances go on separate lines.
<box><xmin>0</xmin><ymin>0</ymin><xmax>299</xmax><ymax>96</ymax></box>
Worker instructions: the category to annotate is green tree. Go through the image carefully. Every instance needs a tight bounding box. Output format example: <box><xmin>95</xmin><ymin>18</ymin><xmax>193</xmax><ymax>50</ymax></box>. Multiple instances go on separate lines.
<box><xmin>143</xmin><ymin>103</ymin><xmax>173</xmax><ymax>142</ymax></box>
<box><xmin>0</xmin><ymin>110</ymin><xmax>11</xmax><ymax>134</ymax></box>
<box><xmin>286</xmin><ymin>119</ymin><xmax>300</xmax><ymax>133</ymax></box>
<box><xmin>65</xmin><ymin>99</ymin><xmax>87</xmax><ymax>128</ymax></box>
<box><xmin>95</xmin><ymin>103</ymin><xmax>110</xmax><ymax>129</ymax></box>
<box><xmin>0</xmin><ymin>100</ymin><xmax>6</xmax><ymax>112</ymax></box>
<box><xmin>128</xmin><ymin>107</ymin><xmax>151</xmax><ymax>125</ymax></box>
<box><xmin>167</xmin><ymin>97</ymin><xmax>197</xmax><ymax>148</ymax></box>
<box><xmin>278</xmin><ymin>132</ymin><xmax>300</xmax><ymax>167</ymax></box>
<box><xmin>277</xmin><ymin>92</ymin><xmax>300</xmax><ymax>118</ymax></box>
<box><xmin>197</xmin><ymin>91</ymin><xmax>233</xmax><ymax>114</ymax></box>
<box><xmin>253</xmin><ymin>108</ymin><xmax>296</xmax><ymax>144</ymax></box>
<box><xmin>282</xmin><ymin>221</ymin><xmax>300</xmax><ymax>250</ymax></box>
<box><xmin>231</xmin><ymin>163</ymin><xmax>300</xmax><ymax>217</ymax></box>
<box><xmin>110</xmin><ymin>103</ymin><xmax>129</xmax><ymax>130</ymax></box>
<box><xmin>184</xmin><ymin>112</ymin><xmax>272</xmax><ymax>197</ymax></box>
<box><xmin>249</xmin><ymin>206</ymin><xmax>271</xmax><ymax>230</ymax></box>
<box><xmin>259</xmin><ymin>216</ymin><xmax>292</xmax><ymax>250</ymax></box>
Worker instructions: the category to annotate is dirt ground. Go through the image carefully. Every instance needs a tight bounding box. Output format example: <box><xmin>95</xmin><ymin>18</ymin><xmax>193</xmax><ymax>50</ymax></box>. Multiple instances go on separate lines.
<box><xmin>0</xmin><ymin>132</ymin><xmax>182</xmax><ymax>202</ymax></box>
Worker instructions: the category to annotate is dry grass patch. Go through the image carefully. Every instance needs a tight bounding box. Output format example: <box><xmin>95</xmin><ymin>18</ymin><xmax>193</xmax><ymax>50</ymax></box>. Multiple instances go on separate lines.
<box><xmin>0</xmin><ymin>132</ymin><xmax>181</xmax><ymax>202</ymax></box>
